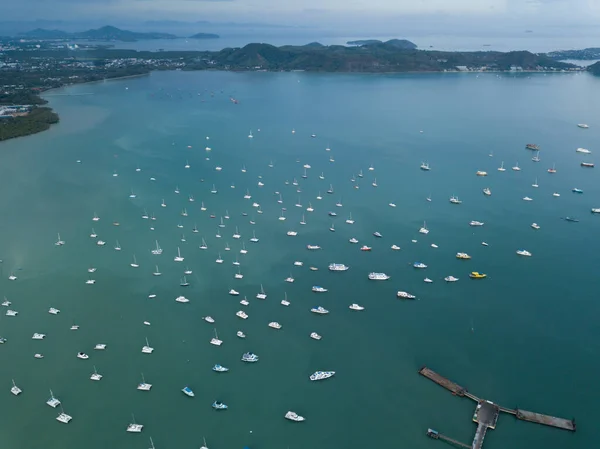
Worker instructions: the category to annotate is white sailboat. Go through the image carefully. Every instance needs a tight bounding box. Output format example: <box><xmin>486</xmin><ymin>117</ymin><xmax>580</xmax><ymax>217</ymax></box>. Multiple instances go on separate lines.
<box><xmin>174</xmin><ymin>247</ymin><xmax>184</xmax><ymax>262</ymax></box>
<box><xmin>55</xmin><ymin>233</ymin><xmax>65</xmax><ymax>246</ymax></box>
<box><xmin>256</xmin><ymin>284</ymin><xmax>267</xmax><ymax>300</ymax></box>
<box><xmin>130</xmin><ymin>255</ymin><xmax>139</xmax><ymax>268</ymax></box>
<box><xmin>153</xmin><ymin>265</ymin><xmax>161</xmax><ymax>276</ymax></box>
<box><xmin>210</xmin><ymin>328</ymin><xmax>223</xmax><ymax>346</ymax></box>
<box><xmin>142</xmin><ymin>337</ymin><xmax>154</xmax><ymax>354</ymax></box>
<box><xmin>137</xmin><ymin>373</ymin><xmax>152</xmax><ymax>391</ymax></box>
<box><xmin>151</xmin><ymin>240</ymin><xmax>162</xmax><ymax>255</ymax></box>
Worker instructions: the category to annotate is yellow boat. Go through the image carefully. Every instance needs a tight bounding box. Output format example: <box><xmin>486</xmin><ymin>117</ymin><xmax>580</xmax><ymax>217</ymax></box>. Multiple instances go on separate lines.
<box><xmin>456</xmin><ymin>252</ymin><xmax>471</xmax><ymax>260</ymax></box>
<box><xmin>469</xmin><ymin>272</ymin><xmax>487</xmax><ymax>279</ymax></box>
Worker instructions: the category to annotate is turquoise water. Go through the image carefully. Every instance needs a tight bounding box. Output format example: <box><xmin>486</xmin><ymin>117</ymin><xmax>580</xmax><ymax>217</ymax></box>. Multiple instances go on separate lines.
<box><xmin>0</xmin><ymin>71</ymin><xmax>599</xmax><ymax>449</ymax></box>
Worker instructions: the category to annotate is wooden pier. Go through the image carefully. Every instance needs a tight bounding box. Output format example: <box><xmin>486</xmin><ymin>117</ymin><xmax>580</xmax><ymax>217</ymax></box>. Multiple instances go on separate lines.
<box><xmin>419</xmin><ymin>366</ymin><xmax>576</xmax><ymax>449</ymax></box>
<box><xmin>427</xmin><ymin>429</ymin><xmax>470</xmax><ymax>448</ymax></box>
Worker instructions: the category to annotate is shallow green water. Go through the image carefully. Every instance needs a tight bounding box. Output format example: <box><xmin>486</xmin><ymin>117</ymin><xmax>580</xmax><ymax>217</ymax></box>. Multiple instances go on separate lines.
<box><xmin>0</xmin><ymin>70</ymin><xmax>598</xmax><ymax>449</ymax></box>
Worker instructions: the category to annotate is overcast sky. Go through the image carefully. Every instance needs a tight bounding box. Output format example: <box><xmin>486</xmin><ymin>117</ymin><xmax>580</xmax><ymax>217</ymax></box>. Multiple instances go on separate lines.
<box><xmin>4</xmin><ymin>0</ymin><xmax>600</xmax><ymax>29</ymax></box>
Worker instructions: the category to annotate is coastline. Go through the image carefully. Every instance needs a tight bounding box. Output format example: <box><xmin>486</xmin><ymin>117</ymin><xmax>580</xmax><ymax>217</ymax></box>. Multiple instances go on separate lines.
<box><xmin>0</xmin><ymin>65</ymin><xmax>585</xmax><ymax>143</ymax></box>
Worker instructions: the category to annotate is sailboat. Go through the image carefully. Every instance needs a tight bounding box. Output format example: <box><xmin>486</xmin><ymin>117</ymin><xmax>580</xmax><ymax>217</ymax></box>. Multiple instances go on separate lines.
<box><xmin>211</xmin><ymin>184</ymin><xmax>217</xmax><ymax>194</ymax></box>
<box><xmin>129</xmin><ymin>189</ymin><xmax>137</xmax><ymax>199</ymax></box>
<box><xmin>210</xmin><ymin>329</ymin><xmax>223</xmax><ymax>346</ymax></box>
<box><xmin>149</xmin><ymin>437</ymin><xmax>156</xmax><ymax>449</ymax></box>
<box><xmin>137</xmin><ymin>373</ymin><xmax>152</xmax><ymax>391</ymax></box>
<box><xmin>327</xmin><ymin>184</ymin><xmax>334</xmax><ymax>194</ymax></box>
<box><xmin>200</xmin><ymin>201</ymin><xmax>207</xmax><ymax>211</ymax></box>
<box><xmin>131</xmin><ymin>255</ymin><xmax>139</xmax><ymax>268</ymax></box>
<box><xmin>256</xmin><ymin>284</ymin><xmax>267</xmax><ymax>300</ymax></box>
<box><xmin>200</xmin><ymin>437</ymin><xmax>209</xmax><ymax>449</ymax></box>
<box><xmin>218</xmin><ymin>217</ymin><xmax>225</xmax><ymax>228</ymax></box>
<box><xmin>215</xmin><ymin>253</ymin><xmax>223</xmax><ymax>264</ymax></box>
<box><xmin>281</xmin><ymin>292</ymin><xmax>290</xmax><ymax>306</ymax></box>
<box><xmin>240</xmin><ymin>242</ymin><xmax>248</xmax><ymax>254</ymax></box>
<box><xmin>47</xmin><ymin>389</ymin><xmax>61</xmax><ymax>408</ymax></box>
<box><xmin>498</xmin><ymin>161</ymin><xmax>506</xmax><ymax>172</ymax></box>
<box><xmin>180</xmin><ymin>276</ymin><xmax>190</xmax><ymax>287</ymax></box>
<box><xmin>151</xmin><ymin>241</ymin><xmax>162</xmax><ymax>255</ymax></box>
<box><xmin>345</xmin><ymin>213</ymin><xmax>354</xmax><ymax>224</ymax></box>
<box><xmin>153</xmin><ymin>265</ymin><xmax>162</xmax><ymax>276</ymax></box>
<box><xmin>200</xmin><ymin>238</ymin><xmax>208</xmax><ymax>250</ymax></box>
<box><xmin>232</xmin><ymin>226</ymin><xmax>241</xmax><ymax>239</ymax></box>
<box><xmin>279</xmin><ymin>209</ymin><xmax>286</xmax><ymax>221</ymax></box>
<box><xmin>532</xmin><ymin>178</ymin><xmax>539</xmax><ymax>188</ymax></box>
<box><xmin>142</xmin><ymin>209</ymin><xmax>149</xmax><ymax>219</ymax></box>
<box><xmin>300</xmin><ymin>214</ymin><xmax>306</xmax><ymax>225</ymax></box>
<box><xmin>174</xmin><ymin>247</ymin><xmax>184</xmax><ymax>262</ymax></box>
<box><xmin>55</xmin><ymin>233</ymin><xmax>65</xmax><ymax>246</ymax></box>
<box><xmin>90</xmin><ymin>365</ymin><xmax>103</xmax><ymax>381</ymax></box>
<box><xmin>250</xmin><ymin>231</ymin><xmax>259</xmax><ymax>243</ymax></box>
<box><xmin>127</xmin><ymin>413</ymin><xmax>144</xmax><ymax>432</ymax></box>
<box><xmin>192</xmin><ymin>224</ymin><xmax>199</xmax><ymax>233</ymax></box>
<box><xmin>142</xmin><ymin>338</ymin><xmax>154</xmax><ymax>354</ymax></box>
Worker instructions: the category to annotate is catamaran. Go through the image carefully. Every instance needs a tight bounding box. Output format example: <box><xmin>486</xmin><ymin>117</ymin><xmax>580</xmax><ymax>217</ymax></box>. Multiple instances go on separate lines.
<box><xmin>151</xmin><ymin>240</ymin><xmax>162</xmax><ymax>255</ymax></box>
<box><xmin>210</xmin><ymin>329</ymin><xmax>223</xmax><ymax>346</ymax></box>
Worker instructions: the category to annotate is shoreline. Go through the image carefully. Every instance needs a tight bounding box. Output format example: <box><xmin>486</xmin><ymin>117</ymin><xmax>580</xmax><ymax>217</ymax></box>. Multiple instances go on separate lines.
<box><xmin>0</xmin><ymin>67</ymin><xmax>584</xmax><ymax>143</ymax></box>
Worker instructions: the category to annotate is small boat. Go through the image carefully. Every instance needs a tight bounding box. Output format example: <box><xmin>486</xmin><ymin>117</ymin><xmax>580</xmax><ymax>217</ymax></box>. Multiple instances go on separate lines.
<box><xmin>285</xmin><ymin>274</ymin><xmax>295</xmax><ymax>283</ymax></box>
<box><xmin>268</xmin><ymin>321</ymin><xmax>282</xmax><ymax>329</ymax></box>
<box><xmin>532</xmin><ymin>178</ymin><xmax>539</xmax><ymax>188</ymax></box>
<box><xmin>563</xmin><ymin>217</ymin><xmax>580</xmax><ymax>222</ymax></box>
<box><xmin>281</xmin><ymin>293</ymin><xmax>291</xmax><ymax>306</ymax></box>
<box><xmin>498</xmin><ymin>161</ymin><xmax>506</xmax><ymax>172</ymax></box>
<box><xmin>312</xmin><ymin>286</ymin><xmax>328</xmax><ymax>293</ymax></box>
<box><xmin>476</xmin><ymin>171</ymin><xmax>487</xmax><ymax>176</ymax></box>
<box><xmin>469</xmin><ymin>221</ymin><xmax>484</xmax><ymax>227</ymax></box>
<box><xmin>349</xmin><ymin>303</ymin><xmax>365</xmax><ymax>311</ymax></box>
<box><xmin>516</xmin><ymin>249</ymin><xmax>532</xmax><ymax>256</ymax></box>
<box><xmin>212</xmin><ymin>364</ymin><xmax>229</xmax><ymax>372</ymax></box>
<box><xmin>130</xmin><ymin>255</ymin><xmax>139</xmax><ymax>268</ymax></box>
<box><xmin>572</xmin><ymin>188</ymin><xmax>583</xmax><ymax>194</ymax></box>
<box><xmin>419</xmin><ymin>221</ymin><xmax>429</xmax><ymax>234</ymax></box>
<box><xmin>310</xmin><ymin>332</ymin><xmax>322</xmax><ymax>340</ymax></box>
<box><xmin>309</xmin><ymin>371</ymin><xmax>335</xmax><ymax>381</ymax></box>
<box><xmin>175</xmin><ymin>295</ymin><xmax>189</xmax><ymax>303</ymax></box>
<box><xmin>391</xmin><ymin>244</ymin><xmax>401</xmax><ymax>250</ymax></box>
<box><xmin>552</xmin><ymin>192</ymin><xmax>560</xmax><ymax>197</ymax></box>
<box><xmin>237</xmin><ymin>331</ymin><xmax>246</xmax><ymax>339</ymax></box>
<box><xmin>94</xmin><ymin>343</ymin><xmax>106</xmax><ymax>350</ymax></box>
<box><xmin>420</xmin><ymin>162</ymin><xmax>430</xmax><ymax>171</ymax></box>
<box><xmin>49</xmin><ymin>307</ymin><xmax>60</xmax><ymax>315</ymax></box>
<box><xmin>577</xmin><ymin>124</ymin><xmax>589</xmax><ymax>129</ymax></box>
<box><xmin>294</xmin><ymin>261</ymin><xmax>303</xmax><ymax>266</ymax></box>
<box><xmin>397</xmin><ymin>291</ymin><xmax>416</xmax><ymax>299</ymax></box>
<box><xmin>424</xmin><ymin>278</ymin><xmax>433</xmax><ymax>283</ymax></box>
<box><xmin>210</xmin><ymin>329</ymin><xmax>223</xmax><ymax>346</ymax></box>
<box><xmin>310</xmin><ymin>306</ymin><xmax>329</xmax><ymax>314</ymax></box>
<box><xmin>211</xmin><ymin>401</ymin><xmax>228</xmax><ymax>410</ymax></box>
<box><xmin>389</xmin><ymin>202</ymin><xmax>396</xmax><ymax>207</ymax></box>
<box><xmin>548</xmin><ymin>163</ymin><xmax>557</xmax><ymax>173</ymax></box>
<box><xmin>444</xmin><ymin>276</ymin><xmax>459</xmax><ymax>282</ymax></box>
<box><xmin>591</xmin><ymin>208</ymin><xmax>600</xmax><ymax>214</ymax></box>
<box><xmin>285</xmin><ymin>411</ymin><xmax>306</xmax><ymax>422</ymax></box>
<box><xmin>456</xmin><ymin>253</ymin><xmax>471</xmax><ymax>259</ymax></box>
<box><xmin>34</xmin><ymin>353</ymin><xmax>44</xmax><ymax>359</ymax></box>
<box><xmin>449</xmin><ymin>196</ymin><xmax>462</xmax><ymax>204</ymax></box>
<box><xmin>241</xmin><ymin>352</ymin><xmax>259</xmax><ymax>362</ymax></box>
<box><xmin>349</xmin><ymin>237</ymin><xmax>359</xmax><ymax>244</ymax></box>
<box><xmin>525</xmin><ymin>143</ymin><xmax>540</xmax><ymax>150</ymax></box>
<box><xmin>469</xmin><ymin>272</ymin><xmax>487</xmax><ymax>279</ymax></box>
<box><xmin>236</xmin><ymin>310</ymin><xmax>248</xmax><ymax>319</ymax></box>
<box><xmin>182</xmin><ymin>386</ymin><xmax>195</xmax><ymax>397</ymax></box>
<box><xmin>581</xmin><ymin>162</ymin><xmax>594</xmax><ymax>167</ymax></box>
<box><xmin>229</xmin><ymin>289</ymin><xmax>240</xmax><ymax>296</ymax></box>
<box><xmin>203</xmin><ymin>316</ymin><xmax>215</xmax><ymax>323</ymax></box>
<box><xmin>32</xmin><ymin>333</ymin><xmax>46</xmax><ymax>340</ymax></box>
<box><xmin>523</xmin><ymin>196</ymin><xmax>533</xmax><ymax>201</ymax></box>
<box><xmin>531</xmin><ymin>223</ymin><xmax>541</xmax><ymax>230</ymax></box>
<box><xmin>413</xmin><ymin>262</ymin><xmax>427</xmax><ymax>269</ymax></box>
<box><xmin>576</xmin><ymin>147</ymin><xmax>592</xmax><ymax>154</ymax></box>
<box><xmin>360</xmin><ymin>245</ymin><xmax>371</xmax><ymax>251</ymax></box>
<box><xmin>77</xmin><ymin>352</ymin><xmax>89</xmax><ymax>360</ymax></box>
<box><xmin>55</xmin><ymin>233</ymin><xmax>65</xmax><ymax>246</ymax></box>
<box><xmin>307</xmin><ymin>244</ymin><xmax>321</xmax><ymax>250</ymax></box>
<box><xmin>532</xmin><ymin>151</ymin><xmax>541</xmax><ymax>162</ymax></box>
<box><xmin>373</xmin><ymin>231</ymin><xmax>383</xmax><ymax>238</ymax></box>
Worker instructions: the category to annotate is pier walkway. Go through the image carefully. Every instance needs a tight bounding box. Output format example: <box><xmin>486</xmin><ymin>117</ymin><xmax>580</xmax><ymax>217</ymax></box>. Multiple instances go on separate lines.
<box><xmin>419</xmin><ymin>366</ymin><xmax>575</xmax><ymax>449</ymax></box>
<box><xmin>427</xmin><ymin>429</ymin><xmax>470</xmax><ymax>448</ymax></box>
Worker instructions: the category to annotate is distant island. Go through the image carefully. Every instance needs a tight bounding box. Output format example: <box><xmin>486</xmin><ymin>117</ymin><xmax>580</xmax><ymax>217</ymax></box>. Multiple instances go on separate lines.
<box><xmin>20</xmin><ymin>25</ymin><xmax>177</xmax><ymax>42</ymax></box>
<box><xmin>547</xmin><ymin>47</ymin><xmax>600</xmax><ymax>60</ymax></box>
<box><xmin>347</xmin><ymin>39</ymin><xmax>417</xmax><ymax>50</ymax></box>
<box><xmin>189</xmin><ymin>33</ymin><xmax>220</xmax><ymax>40</ymax></box>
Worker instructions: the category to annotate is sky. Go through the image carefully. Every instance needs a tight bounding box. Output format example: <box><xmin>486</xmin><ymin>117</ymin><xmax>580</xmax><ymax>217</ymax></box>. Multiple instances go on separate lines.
<box><xmin>2</xmin><ymin>0</ymin><xmax>600</xmax><ymax>33</ymax></box>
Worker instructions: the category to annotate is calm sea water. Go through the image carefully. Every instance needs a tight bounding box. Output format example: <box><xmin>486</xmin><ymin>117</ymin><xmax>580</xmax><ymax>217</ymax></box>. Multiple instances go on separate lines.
<box><xmin>0</xmin><ymin>71</ymin><xmax>599</xmax><ymax>449</ymax></box>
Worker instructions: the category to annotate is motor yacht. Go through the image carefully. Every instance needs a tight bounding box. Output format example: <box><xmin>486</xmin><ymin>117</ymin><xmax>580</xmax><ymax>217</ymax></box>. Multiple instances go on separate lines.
<box><xmin>397</xmin><ymin>291</ymin><xmax>416</xmax><ymax>299</ymax></box>
<box><xmin>469</xmin><ymin>272</ymin><xmax>487</xmax><ymax>279</ymax></box>
<box><xmin>312</xmin><ymin>286</ymin><xmax>328</xmax><ymax>293</ymax></box>
<box><xmin>483</xmin><ymin>187</ymin><xmax>491</xmax><ymax>196</ymax></box>
<box><xmin>236</xmin><ymin>311</ymin><xmax>248</xmax><ymax>320</ymax></box>
<box><xmin>310</xmin><ymin>306</ymin><xmax>329</xmax><ymax>314</ymax></box>
<box><xmin>285</xmin><ymin>411</ymin><xmax>306</xmax><ymax>422</ymax></box>
<box><xmin>212</xmin><ymin>401</ymin><xmax>228</xmax><ymax>410</ymax></box>
<box><xmin>310</xmin><ymin>332</ymin><xmax>322</xmax><ymax>340</ymax></box>
<box><xmin>456</xmin><ymin>253</ymin><xmax>471</xmax><ymax>260</ymax></box>
<box><xmin>237</xmin><ymin>331</ymin><xmax>246</xmax><ymax>338</ymax></box>
<box><xmin>469</xmin><ymin>221</ymin><xmax>484</xmax><ymax>227</ymax></box>
<box><xmin>328</xmin><ymin>263</ymin><xmax>349</xmax><ymax>271</ymax></box>
<box><xmin>444</xmin><ymin>276</ymin><xmax>459</xmax><ymax>282</ymax></box>
<box><xmin>309</xmin><ymin>371</ymin><xmax>335</xmax><ymax>381</ymax></box>
<box><xmin>242</xmin><ymin>352</ymin><xmax>259</xmax><ymax>362</ymax></box>
<box><xmin>516</xmin><ymin>249</ymin><xmax>532</xmax><ymax>256</ymax></box>
<box><xmin>77</xmin><ymin>352</ymin><xmax>89</xmax><ymax>359</ymax></box>
<box><xmin>212</xmin><ymin>364</ymin><xmax>229</xmax><ymax>372</ymax></box>
<box><xmin>349</xmin><ymin>303</ymin><xmax>365</xmax><ymax>310</ymax></box>
<box><xmin>413</xmin><ymin>262</ymin><xmax>427</xmax><ymax>269</ymax></box>
<box><xmin>531</xmin><ymin>223</ymin><xmax>541</xmax><ymax>230</ymax></box>
<box><xmin>368</xmin><ymin>272</ymin><xmax>390</xmax><ymax>280</ymax></box>
<box><xmin>268</xmin><ymin>322</ymin><xmax>282</xmax><ymax>329</ymax></box>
